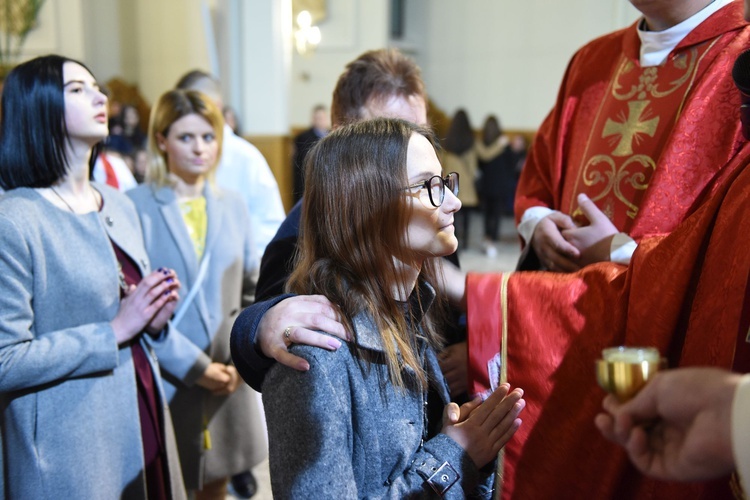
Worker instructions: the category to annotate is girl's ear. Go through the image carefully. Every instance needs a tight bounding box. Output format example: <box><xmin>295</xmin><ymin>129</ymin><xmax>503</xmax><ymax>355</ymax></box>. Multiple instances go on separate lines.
<box><xmin>156</xmin><ymin>133</ymin><xmax>167</xmax><ymax>152</ymax></box>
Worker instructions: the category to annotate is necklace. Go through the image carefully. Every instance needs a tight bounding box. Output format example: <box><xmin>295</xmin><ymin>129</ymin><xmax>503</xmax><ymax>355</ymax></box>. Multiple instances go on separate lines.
<box><xmin>49</xmin><ymin>185</ymin><xmax>100</xmax><ymax>213</ymax></box>
<box><xmin>50</xmin><ymin>186</ymin><xmax>76</xmax><ymax>212</ymax></box>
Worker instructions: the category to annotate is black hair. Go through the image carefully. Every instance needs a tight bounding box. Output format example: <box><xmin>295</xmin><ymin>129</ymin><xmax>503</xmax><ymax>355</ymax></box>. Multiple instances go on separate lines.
<box><xmin>0</xmin><ymin>54</ymin><xmax>97</xmax><ymax>189</ymax></box>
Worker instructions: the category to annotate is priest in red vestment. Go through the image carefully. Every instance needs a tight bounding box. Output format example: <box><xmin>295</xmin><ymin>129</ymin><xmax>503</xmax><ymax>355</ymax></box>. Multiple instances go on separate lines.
<box><xmin>467</xmin><ymin>1</ymin><xmax>750</xmax><ymax>498</ymax></box>
<box><xmin>515</xmin><ymin>0</ymin><xmax>750</xmax><ymax>273</ymax></box>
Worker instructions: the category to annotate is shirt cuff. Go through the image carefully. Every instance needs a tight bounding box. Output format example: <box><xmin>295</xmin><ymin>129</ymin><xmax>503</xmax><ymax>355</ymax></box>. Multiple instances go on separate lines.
<box><xmin>732</xmin><ymin>374</ymin><xmax>750</xmax><ymax>492</ymax></box>
<box><xmin>517</xmin><ymin>207</ymin><xmax>556</xmax><ymax>244</ymax></box>
<box><xmin>609</xmin><ymin>233</ymin><xmax>637</xmax><ymax>265</ymax></box>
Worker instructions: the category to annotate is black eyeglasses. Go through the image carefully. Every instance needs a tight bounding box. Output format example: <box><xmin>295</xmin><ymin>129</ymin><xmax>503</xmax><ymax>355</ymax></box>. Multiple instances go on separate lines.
<box><xmin>402</xmin><ymin>172</ymin><xmax>459</xmax><ymax>208</ymax></box>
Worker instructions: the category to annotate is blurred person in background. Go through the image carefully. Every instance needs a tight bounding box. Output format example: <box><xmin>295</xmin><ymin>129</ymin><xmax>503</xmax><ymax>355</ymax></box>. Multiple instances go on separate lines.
<box><xmin>442</xmin><ymin>109</ymin><xmax>479</xmax><ymax>251</ymax></box>
<box><xmin>291</xmin><ymin>104</ymin><xmax>330</xmax><ymax>204</ymax></box>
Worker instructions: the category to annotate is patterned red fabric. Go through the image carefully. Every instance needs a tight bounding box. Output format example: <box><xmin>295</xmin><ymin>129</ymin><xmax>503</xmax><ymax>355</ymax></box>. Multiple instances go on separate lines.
<box><xmin>515</xmin><ymin>4</ymin><xmax>750</xmax><ymax>242</ymax></box>
<box><xmin>470</xmin><ymin>3</ymin><xmax>750</xmax><ymax>498</ymax></box>
<box><xmin>469</xmin><ymin>148</ymin><xmax>750</xmax><ymax>498</ymax></box>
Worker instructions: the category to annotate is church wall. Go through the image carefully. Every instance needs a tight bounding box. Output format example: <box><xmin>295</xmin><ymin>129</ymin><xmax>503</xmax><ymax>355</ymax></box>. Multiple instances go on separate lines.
<box><xmin>13</xmin><ymin>0</ymin><xmax>644</xmax><ymax>206</ymax></box>
<box><xmin>288</xmin><ymin>0</ymin><xmax>390</xmax><ymax>128</ymax></box>
<box><xmin>17</xmin><ymin>1</ymin><xmax>641</xmax><ymax>133</ymax></box>
<box><xmin>413</xmin><ymin>1</ymin><xmax>641</xmax><ymax>131</ymax></box>
<box><xmin>14</xmin><ymin>0</ymin><xmax>86</xmax><ymax>65</ymax></box>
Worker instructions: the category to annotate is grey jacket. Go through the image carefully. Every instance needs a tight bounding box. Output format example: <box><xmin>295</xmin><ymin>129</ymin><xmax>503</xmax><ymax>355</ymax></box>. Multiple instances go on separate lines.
<box><xmin>128</xmin><ymin>183</ymin><xmax>266</xmax><ymax>489</ymax></box>
<box><xmin>262</xmin><ymin>284</ymin><xmax>493</xmax><ymax>498</ymax></box>
<box><xmin>0</xmin><ymin>185</ymin><xmax>185</xmax><ymax>500</ymax></box>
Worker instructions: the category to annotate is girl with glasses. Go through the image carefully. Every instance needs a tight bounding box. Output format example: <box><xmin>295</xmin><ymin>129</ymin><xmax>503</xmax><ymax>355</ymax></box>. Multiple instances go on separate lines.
<box><xmin>0</xmin><ymin>55</ymin><xmax>184</xmax><ymax>499</ymax></box>
<box><xmin>263</xmin><ymin>117</ymin><xmax>525</xmax><ymax>498</ymax></box>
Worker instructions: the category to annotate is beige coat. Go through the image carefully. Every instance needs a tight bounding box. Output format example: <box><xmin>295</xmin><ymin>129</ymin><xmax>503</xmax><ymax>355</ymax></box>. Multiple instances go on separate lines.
<box><xmin>442</xmin><ymin>148</ymin><xmax>479</xmax><ymax>207</ymax></box>
<box><xmin>128</xmin><ymin>183</ymin><xmax>267</xmax><ymax>490</ymax></box>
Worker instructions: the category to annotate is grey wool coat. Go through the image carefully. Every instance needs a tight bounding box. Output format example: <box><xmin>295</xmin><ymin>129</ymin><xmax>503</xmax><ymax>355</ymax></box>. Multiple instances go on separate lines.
<box><xmin>262</xmin><ymin>283</ymin><xmax>494</xmax><ymax>499</ymax></box>
<box><xmin>127</xmin><ymin>182</ymin><xmax>267</xmax><ymax>490</ymax></box>
<box><xmin>0</xmin><ymin>185</ymin><xmax>186</xmax><ymax>500</ymax></box>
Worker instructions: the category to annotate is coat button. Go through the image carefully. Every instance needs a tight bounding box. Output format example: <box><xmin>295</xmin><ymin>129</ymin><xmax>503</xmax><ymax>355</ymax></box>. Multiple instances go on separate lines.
<box><xmin>105</xmin><ymin>216</ymin><xmax>114</xmax><ymax>226</ymax></box>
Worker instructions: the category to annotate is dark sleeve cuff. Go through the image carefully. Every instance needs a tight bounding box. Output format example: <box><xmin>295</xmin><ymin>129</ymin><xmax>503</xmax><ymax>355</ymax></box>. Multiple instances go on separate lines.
<box><xmin>230</xmin><ymin>293</ymin><xmax>295</xmax><ymax>392</ymax></box>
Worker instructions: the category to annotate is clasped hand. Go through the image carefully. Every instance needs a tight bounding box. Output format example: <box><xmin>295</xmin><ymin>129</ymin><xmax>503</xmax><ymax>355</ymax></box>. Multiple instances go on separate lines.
<box><xmin>532</xmin><ymin>193</ymin><xmax>618</xmax><ymax>271</ymax></box>
<box><xmin>441</xmin><ymin>383</ymin><xmax>525</xmax><ymax>468</ymax></box>
<box><xmin>197</xmin><ymin>362</ymin><xmax>241</xmax><ymax>395</ymax></box>
<box><xmin>111</xmin><ymin>268</ymin><xmax>181</xmax><ymax>345</ymax></box>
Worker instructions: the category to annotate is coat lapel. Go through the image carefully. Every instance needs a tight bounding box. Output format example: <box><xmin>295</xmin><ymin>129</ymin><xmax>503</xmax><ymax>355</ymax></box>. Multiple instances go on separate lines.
<box><xmin>154</xmin><ymin>185</ymin><xmax>212</xmax><ymax>340</ymax></box>
<box><xmin>188</xmin><ymin>185</ymin><xmax>225</xmax><ymax>342</ymax></box>
<box><xmin>203</xmin><ymin>183</ymin><xmax>223</xmax><ymax>257</ymax></box>
<box><xmin>155</xmin><ymin>185</ymin><xmax>199</xmax><ymax>285</ymax></box>
<box><xmin>96</xmin><ymin>183</ymin><xmax>151</xmax><ymax>277</ymax></box>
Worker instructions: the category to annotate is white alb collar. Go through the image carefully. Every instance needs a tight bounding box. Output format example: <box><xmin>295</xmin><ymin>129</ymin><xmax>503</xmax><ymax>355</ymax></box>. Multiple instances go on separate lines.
<box><xmin>637</xmin><ymin>0</ymin><xmax>734</xmax><ymax>67</ymax></box>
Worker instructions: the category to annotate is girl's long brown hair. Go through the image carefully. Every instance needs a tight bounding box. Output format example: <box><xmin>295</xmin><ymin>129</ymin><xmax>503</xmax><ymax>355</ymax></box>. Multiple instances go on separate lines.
<box><xmin>287</xmin><ymin>118</ymin><xmax>447</xmax><ymax>389</ymax></box>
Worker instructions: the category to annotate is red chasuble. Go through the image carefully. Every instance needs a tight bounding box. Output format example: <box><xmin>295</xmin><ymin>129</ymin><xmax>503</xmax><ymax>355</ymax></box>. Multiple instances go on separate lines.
<box><xmin>470</xmin><ymin>3</ymin><xmax>750</xmax><ymax>499</ymax></box>
<box><xmin>468</xmin><ymin>151</ymin><xmax>750</xmax><ymax>499</ymax></box>
<box><xmin>515</xmin><ymin>4</ymin><xmax>750</xmax><ymax>240</ymax></box>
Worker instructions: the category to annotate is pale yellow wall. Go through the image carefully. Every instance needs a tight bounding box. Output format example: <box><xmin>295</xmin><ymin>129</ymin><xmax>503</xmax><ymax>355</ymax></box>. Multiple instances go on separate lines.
<box><xmin>19</xmin><ymin>0</ymin><xmax>643</xmax><ymax>132</ymax></box>
<box><xmin>16</xmin><ymin>0</ymin><xmax>86</xmax><ymax>63</ymax></box>
<box><xmin>415</xmin><ymin>1</ymin><xmax>642</xmax><ymax>130</ymax></box>
<box><xmin>15</xmin><ymin>0</ymin><xmax>647</xmax><ymax>204</ymax></box>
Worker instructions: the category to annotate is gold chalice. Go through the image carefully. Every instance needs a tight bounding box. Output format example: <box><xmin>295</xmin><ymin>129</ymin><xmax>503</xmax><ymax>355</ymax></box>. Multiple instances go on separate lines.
<box><xmin>596</xmin><ymin>347</ymin><xmax>664</xmax><ymax>402</ymax></box>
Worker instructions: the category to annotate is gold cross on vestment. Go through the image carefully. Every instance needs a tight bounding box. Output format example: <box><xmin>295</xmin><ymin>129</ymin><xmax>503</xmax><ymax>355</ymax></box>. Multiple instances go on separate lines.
<box><xmin>602</xmin><ymin>100</ymin><xmax>660</xmax><ymax>157</ymax></box>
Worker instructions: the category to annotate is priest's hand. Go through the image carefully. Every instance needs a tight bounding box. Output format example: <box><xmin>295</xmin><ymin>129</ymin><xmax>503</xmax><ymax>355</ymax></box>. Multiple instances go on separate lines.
<box><xmin>531</xmin><ymin>212</ymin><xmax>581</xmax><ymax>272</ymax></box>
<box><xmin>562</xmin><ymin>193</ymin><xmax>618</xmax><ymax>266</ymax></box>
<box><xmin>594</xmin><ymin>368</ymin><xmax>739</xmax><ymax>482</ymax></box>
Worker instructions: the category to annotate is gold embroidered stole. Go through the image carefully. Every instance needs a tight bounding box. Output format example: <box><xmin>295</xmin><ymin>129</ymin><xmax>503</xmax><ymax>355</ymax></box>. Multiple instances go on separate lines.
<box><xmin>569</xmin><ymin>39</ymin><xmax>719</xmax><ymax>232</ymax></box>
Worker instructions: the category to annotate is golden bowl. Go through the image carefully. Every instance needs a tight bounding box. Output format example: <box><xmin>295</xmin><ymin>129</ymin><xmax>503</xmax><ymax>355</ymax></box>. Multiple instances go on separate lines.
<box><xmin>595</xmin><ymin>347</ymin><xmax>663</xmax><ymax>402</ymax></box>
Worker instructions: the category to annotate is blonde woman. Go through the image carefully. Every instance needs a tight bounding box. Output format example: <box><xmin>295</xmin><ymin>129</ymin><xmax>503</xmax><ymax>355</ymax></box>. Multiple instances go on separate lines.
<box><xmin>128</xmin><ymin>89</ymin><xmax>265</xmax><ymax>499</ymax></box>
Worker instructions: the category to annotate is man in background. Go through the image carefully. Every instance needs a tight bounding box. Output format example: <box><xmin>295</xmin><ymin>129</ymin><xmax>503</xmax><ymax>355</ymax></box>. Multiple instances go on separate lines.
<box><xmin>291</xmin><ymin>104</ymin><xmax>329</xmax><ymax>204</ymax></box>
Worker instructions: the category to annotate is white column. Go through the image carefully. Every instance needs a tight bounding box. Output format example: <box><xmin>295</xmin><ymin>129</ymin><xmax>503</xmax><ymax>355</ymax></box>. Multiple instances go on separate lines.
<box><xmin>234</xmin><ymin>0</ymin><xmax>292</xmax><ymax>135</ymax></box>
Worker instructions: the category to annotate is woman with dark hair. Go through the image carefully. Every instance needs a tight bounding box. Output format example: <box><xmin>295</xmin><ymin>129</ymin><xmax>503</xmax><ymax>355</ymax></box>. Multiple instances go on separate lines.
<box><xmin>442</xmin><ymin>108</ymin><xmax>479</xmax><ymax>250</ymax></box>
<box><xmin>263</xmin><ymin>117</ymin><xmax>525</xmax><ymax>498</ymax></box>
<box><xmin>0</xmin><ymin>55</ymin><xmax>186</xmax><ymax>498</ymax></box>
<box><xmin>127</xmin><ymin>89</ymin><xmax>264</xmax><ymax>500</ymax></box>
<box><xmin>476</xmin><ymin>115</ymin><xmax>517</xmax><ymax>257</ymax></box>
